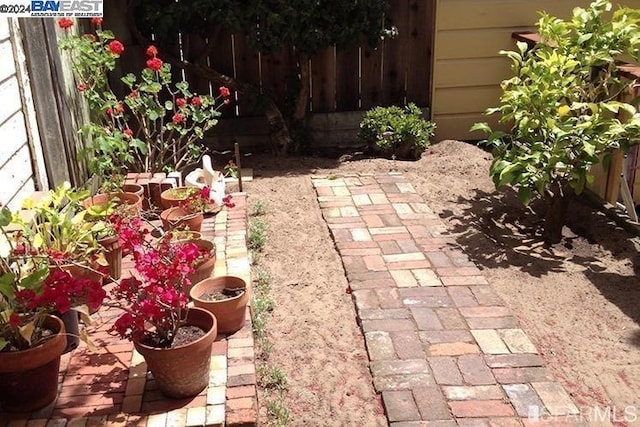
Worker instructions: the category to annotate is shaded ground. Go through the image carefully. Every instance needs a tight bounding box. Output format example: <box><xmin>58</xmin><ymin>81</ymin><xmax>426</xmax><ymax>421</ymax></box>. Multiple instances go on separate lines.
<box><xmin>246</xmin><ymin>140</ymin><xmax>640</xmax><ymax>426</ymax></box>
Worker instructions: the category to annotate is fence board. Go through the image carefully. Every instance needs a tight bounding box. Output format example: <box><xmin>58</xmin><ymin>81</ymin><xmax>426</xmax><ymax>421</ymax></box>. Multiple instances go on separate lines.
<box><xmin>381</xmin><ymin>0</ymin><xmax>409</xmax><ymax>105</ymax></box>
<box><xmin>182</xmin><ymin>33</ymin><xmax>211</xmax><ymax>96</ymax></box>
<box><xmin>233</xmin><ymin>33</ymin><xmax>261</xmax><ymax>116</ymax></box>
<box><xmin>360</xmin><ymin>44</ymin><xmax>383</xmax><ymax>109</ymax></box>
<box><xmin>311</xmin><ymin>47</ymin><xmax>336</xmax><ymax>113</ymax></box>
<box><xmin>406</xmin><ymin>0</ymin><xmax>434</xmax><ymax>106</ymax></box>
<box><xmin>335</xmin><ymin>45</ymin><xmax>360</xmax><ymax>111</ymax></box>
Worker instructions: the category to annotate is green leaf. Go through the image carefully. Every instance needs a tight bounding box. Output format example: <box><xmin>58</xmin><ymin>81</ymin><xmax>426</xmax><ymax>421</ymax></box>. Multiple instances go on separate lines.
<box><xmin>0</xmin><ymin>207</ymin><xmax>11</xmax><ymax>227</ymax></box>
<box><xmin>518</xmin><ymin>186</ymin><xmax>532</xmax><ymax>205</ymax></box>
<box><xmin>165</xmin><ymin>100</ymin><xmax>174</xmax><ymax>110</ymax></box>
<box><xmin>0</xmin><ymin>272</ymin><xmax>16</xmax><ymax>299</ymax></box>
<box><xmin>0</xmin><ymin>338</ymin><xmax>7</xmax><ymax>352</ymax></box>
<box><xmin>470</xmin><ymin>122</ymin><xmax>492</xmax><ymax>134</ymax></box>
<box><xmin>20</xmin><ymin>266</ymin><xmax>49</xmax><ymax>290</ymax></box>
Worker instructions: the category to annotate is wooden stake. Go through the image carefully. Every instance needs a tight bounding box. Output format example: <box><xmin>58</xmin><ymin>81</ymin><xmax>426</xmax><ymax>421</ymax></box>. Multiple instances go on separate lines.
<box><xmin>234</xmin><ymin>142</ymin><xmax>243</xmax><ymax>192</ymax></box>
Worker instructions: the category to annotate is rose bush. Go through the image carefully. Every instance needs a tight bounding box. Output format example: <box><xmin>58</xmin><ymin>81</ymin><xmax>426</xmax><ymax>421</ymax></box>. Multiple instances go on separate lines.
<box><xmin>58</xmin><ymin>18</ymin><xmax>232</xmax><ymax>179</ymax></box>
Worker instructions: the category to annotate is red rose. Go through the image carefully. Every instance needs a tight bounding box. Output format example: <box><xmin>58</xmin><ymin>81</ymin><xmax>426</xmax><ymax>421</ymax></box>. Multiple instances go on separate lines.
<box><xmin>190</xmin><ymin>96</ymin><xmax>202</xmax><ymax>106</ymax></box>
<box><xmin>91</xmin><ymin>17</ymin><xmax>103</xmax><ymax>25</ymax></box>
<box><xmin>77</xmin><ymin>83</ymin><xmax>87</xmax><ymax>92</ymax></box>
<box><xmin>146</xmin><ymin>45</ymin><xmax>158</xmax><ymax>58</ymax></box>
<box><xmin>108</xmin><ymin>40</ymin><xmax>125</xmax><ymax>56</ymax></box>
<box><xmin>172</xmin><ymin>113</ymin><xmax>184</xmax><ymax>124</ymax></box>
<box><xmin>124</xmin><ymin>128</ymin><xmax>133</xmax><ymax>138</ymax></box>
<box><xmin>146</xmin><ymin>57</ymin><xmax>163</xmax><ymax>71</ymax></box>
<box><xmin>219</xmin><ymin>86</ymin><xmax>230</xmax><ymax>98</ymax></box>
<box><xmin>176</xmin><ymin>98</ymin><xmax>187</xmax><ymax>108</ymax></box>
<box><xmin>58</xmin><ymin>18</ymin><xmax>73</xmax><ymax>30</ymax></box>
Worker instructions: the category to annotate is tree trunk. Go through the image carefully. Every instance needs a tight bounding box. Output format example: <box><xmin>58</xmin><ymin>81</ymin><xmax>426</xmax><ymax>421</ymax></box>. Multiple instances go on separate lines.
<box><xmin>543</xmin><ymin>182</ymin><xmax>573</xmax><ymax>244</ymax></box>
<box><xmin>293</xmin><ymin>54</ymin><xmax>311</xmax><ymax>122</ymax></box>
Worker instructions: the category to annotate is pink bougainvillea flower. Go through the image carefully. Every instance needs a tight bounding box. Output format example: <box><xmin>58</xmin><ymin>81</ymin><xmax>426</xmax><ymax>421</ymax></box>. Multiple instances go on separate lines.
<box><xmin>200</xmin><ymin>186</ymin><xmax>210</xmax><ymax>199</ymax></box>
<box><xmin>222</xmin><ymin>194</ymin><xmax>235</xmax><ymax>208</ymax></box>
<box><xmin>9</xmin><ymin>313</ymin><xmax>20</xmax><ymax>328</ymax></box>
<box><xmin>58</xmin><ymin>18</ymin><xmax>73</xmax><ymax>30</ymax></box>
<box><xmin>146</xmin><ymin>57</ymin><xmax>163</xmax><ymax>71</ymax></box>
<box><xmin>146</xmin><ymin>45</ymin><xmax>158</xmax><ymax>58</ymax></box>
<box><xmin>124</xmin><ymin>128</ymin><xmax>133</xmax><ymax>138</ymax></box>
<box><xmin>128</xmin><ymin>90</ymin><xmax>139</xmax><ymax>99</ymax></box>
<box><xmin>77</xmin><ymin>83</ymin><xmax>87</xmax><ymax>92</ymax></box>
<box><xmin>91</xmin><ymin>17</ymin><xmax>103</xmax><ymax>25</ymax></box>
<box><xmin>172</xmin><ymin>113</ymin><xmax>184</xmax><ymax>124</ymax></box>
<box><xmin>175</xmin><ymin>98</ymin><xmax>187</xmax><ymax>108</ymax></box>
<box><xmin>219</xmin><ymin>86</ymin><xmax>230</xmax><ymax>98</ymax></box>
<box><xmin>106</xmin><ymin>106</ymin><xmax>113</xmax><ymax>117</ymax></box>
<box><xmin>190</xmin><ymin>96</ymin><xmax>202</xmax><ymax>106</ymax></box>
<box><xmin>108</xmin><ymin>40</ymin><xmax>125</xmax><ymax>56</ymax></box>
<box><xmin>224</xmin><ymin>99</ymin><xmax>231</xmax><ymax>105</ymax></box>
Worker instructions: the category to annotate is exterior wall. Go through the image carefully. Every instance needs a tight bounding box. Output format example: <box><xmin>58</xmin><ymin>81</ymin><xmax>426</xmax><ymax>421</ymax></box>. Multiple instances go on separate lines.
<box><xmin>0</xmin><ymin>18</ymin><xmax>47</xmax><ymax>210</ymax></box>
<box><xmin>431</xmin><ymin>0</ymin><xmax>597</xmax><ymax>141</ymax></box>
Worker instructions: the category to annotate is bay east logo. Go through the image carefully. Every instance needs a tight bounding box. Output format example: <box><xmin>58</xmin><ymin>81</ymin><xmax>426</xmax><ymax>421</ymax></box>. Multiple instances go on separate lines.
<box><xmin>30</xmin><ymin>0</ymin><xmax>102</xmax><ymax>16</ymax></box>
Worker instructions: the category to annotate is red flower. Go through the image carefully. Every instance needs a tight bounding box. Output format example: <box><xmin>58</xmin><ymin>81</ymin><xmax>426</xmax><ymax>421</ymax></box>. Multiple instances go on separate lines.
<box><xmin>224</xmin><ymin>99</ymin><xmax>231</xmax><ymax>105</ymax></box>
<box><xmin>108</xmin><ymin>40</ymin><xmax>125</xmax><ymax>56</ymax></box>
<box><xmin>222</xmin><ymin>194</ymin><xmax>235</xmax><ymax>208</ymax></box>
<box><xmin>219</xmin><ymin>86</ymin><xmax>231</xmax><ymax>98</ymax></box>
<box><xmin>128</xmin><ymin>90</ymin><xmax>139</xmax><ymax>99</ymax></box>
<box><xmin>146</xmin><ymin>57</ymin><xmax>163</xmax><ymax>71</ymax></box>
<box><xmin>146</xmin><ymin>45</ymin><xmax>158</xmax><ymax>58</ymax></box>
<box><xmin>9</xmin><ymin>313</ymin><xmax>20</xmax><ymax>328</ymax></box>
<box><xmin>77</xmin><ymin>83</ymin><xmax>87</xmax><ymax>92</ymax></box>
<box><xmin>172</xmin><ymin>113</ymin><xmax>184</xmax><ymax>124</ymax></box>
<box><xmin>58</xmin><ymin>18</ymin><xmax>73</xmax><ymax>30</ymax></box>
<box><xmin>200</xmin><ymin>186</ymin><xmax>211</xmax><ymax>199</ymax></box>
<box><xmin>175</xmin><ymin>98</ymin><xmax>187</xmax><ymax>108</ymax></box>
<box><xmin>115</xmin><ymin>103</ymin><xmax>124</xmax><ymax>114</ymax></box>
<box><xmin>106</xmin><ymin>107</ymin><xmax>113</xmax><ymax>117</ymax></box>
<box><xmin>91</xmin><ymin>17</ymin><xmax>103</xmax><ymax>25</ymax></box>
<box><xmin>190</xmin><ymin>96</ymin><xmax>202</xmax><ymax>106</ymax></box>
<box><xmin>124</xmin><ymin>128</ymin><xmax>133</xmax><ymax>138</ymax></box>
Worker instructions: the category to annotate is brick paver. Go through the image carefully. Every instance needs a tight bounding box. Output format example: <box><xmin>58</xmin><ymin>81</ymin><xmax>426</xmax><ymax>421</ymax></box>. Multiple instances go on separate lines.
<box><xmin>313</xmin><ymin>173</ymin><xmax>580</xmax><ymax>426</ymax></box>
<box><xmin>1</xmin><ymin>188</ymin><xmax>257</xmax><ymax>426</ymax></box>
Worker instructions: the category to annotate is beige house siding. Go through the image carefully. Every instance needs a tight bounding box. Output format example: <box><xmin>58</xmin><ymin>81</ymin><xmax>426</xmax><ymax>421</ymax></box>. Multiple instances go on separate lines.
<box><xmin>431</xmin><ymin>0</ymin><xmax>599</xmax><ymax>142</ymax></box>
<box><xmin>0</xmin><ymin>18</ymin><xmax>47</xmax><ymax>210</ymax></box>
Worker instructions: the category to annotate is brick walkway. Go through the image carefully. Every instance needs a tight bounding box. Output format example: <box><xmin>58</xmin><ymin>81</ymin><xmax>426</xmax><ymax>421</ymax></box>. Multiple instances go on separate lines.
<box><xmin>313</xmin><ymin>173</ymin><xmax>581</xmax><ymax>427</ymax></box>
<box><xmin>1</xmin><ymin>193</ymin><xmax>257</xmax><ymax>427</ymax></box>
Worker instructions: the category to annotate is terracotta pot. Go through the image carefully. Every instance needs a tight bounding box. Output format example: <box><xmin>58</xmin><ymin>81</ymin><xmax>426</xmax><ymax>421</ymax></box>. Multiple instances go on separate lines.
<box><xmin>82</xmin><ymin>192</ymin><xmax>142</xmax><ymax>212</ymax></box>
<box><xmin>0</xmin><ymin>315</ymin><xmax>66</xmax><ymax>412</ymax></box>
<box><xmin>184</xmin><ymin>239</ymin><xmax>216</xmax><ymax>291</ymax></box>
<box><xmin>160</xmin><ymin>207</ymin><xmax>203</xmax><ymax>232</ymax></box>
<box><xmin>133</xmin><ymin>307</ymin><xmax>217</xmax><ymax>398</ymax></box>
<box><xmin>190</xmin><ymin>276</ymin><xmax>249</xmax><ymax>334</ymax></box>
<box><xmin>99</xmin><ymin>234</ymin><xmax>122</xmax><ymax>280</ymax></box>
<box><xmin>160</xmin><ymin>186</ymin><xmax>198</xmax><ymax>209</ymax></box>
<box><xmin>121</xmin><ymin>183</ymin><xmax>144</xmax><ymax>198</ymax></box>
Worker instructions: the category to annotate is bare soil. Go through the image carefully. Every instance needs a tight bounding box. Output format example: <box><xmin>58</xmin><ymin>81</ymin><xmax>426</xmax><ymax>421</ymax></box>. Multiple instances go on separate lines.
<box><xmin>246</xmin><ymin>140</ymin><xmax>640</xmax><ymax>426</ymax></box>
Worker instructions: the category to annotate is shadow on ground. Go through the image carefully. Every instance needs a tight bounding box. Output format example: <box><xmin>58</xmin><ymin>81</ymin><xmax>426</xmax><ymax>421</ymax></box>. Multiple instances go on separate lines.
<box><xmin>440</xmin><ymin>187</ymin><xmax>640</xmax><ymax>333</ymax></box>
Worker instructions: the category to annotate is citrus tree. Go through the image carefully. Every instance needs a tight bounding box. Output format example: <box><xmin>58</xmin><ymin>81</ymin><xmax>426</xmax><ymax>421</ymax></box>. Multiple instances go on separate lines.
<box><xmin>472</xmin><ymin>0</ymin><xmax>640</xmax><ymax>243</ymax></box>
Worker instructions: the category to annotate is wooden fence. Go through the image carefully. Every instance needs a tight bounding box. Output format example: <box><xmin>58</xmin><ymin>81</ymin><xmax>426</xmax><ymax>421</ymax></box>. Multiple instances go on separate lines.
<box><xmin>106</xmin><ymin>0</ymin><xmax>435</xmax><ymax>120</ymax></box>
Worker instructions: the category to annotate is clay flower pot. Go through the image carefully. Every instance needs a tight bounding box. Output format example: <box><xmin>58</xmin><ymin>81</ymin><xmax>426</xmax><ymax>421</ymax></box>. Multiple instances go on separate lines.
<box><xmin>98</xmin><ymin>234</ymin><xmax>122</xmax><ymax>280</ymax></box>
<box><xmin>133</xmin><ymin>307</ymin><xmax>217</xmax><ymax>398</ymax></box>
<box><xmin>185</xmin><ymin>239</ymin><xmax>216</xmax><ymax>290</ymax></box>
<box><xmin>160</xmin><ymin>186</ymin><xmax>198</xmax><ymax>209</ymax></box>
<box><xmin>160</xmin><ymin>207</ymin><xmax>203</xmax><ymax>232</ymax></box>
<box><xmin>190</xmin><ymin>276</ymin><xmax>249</xmax><ymax>334</ymax></box>
<box><xmin>0</xmin><ymin>315</ymin><xmax>66</xmax><ymax>412</ymax></box>
<box><xmin>121</xmin><ymin>183</ymin><xmax>144</xmax><ymax>198</ymax></box>
<box><xmin>82</xmin><ymin>192</ymin><xmax>142</xmax><ymax>212</ymax></box>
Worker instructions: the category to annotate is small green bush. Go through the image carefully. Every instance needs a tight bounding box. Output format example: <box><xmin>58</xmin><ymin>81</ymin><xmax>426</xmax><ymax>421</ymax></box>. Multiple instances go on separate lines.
<box><xmin>358</xmin><ymin>103</ymin><xmax>436</xmax><ymax>159</ymax></box>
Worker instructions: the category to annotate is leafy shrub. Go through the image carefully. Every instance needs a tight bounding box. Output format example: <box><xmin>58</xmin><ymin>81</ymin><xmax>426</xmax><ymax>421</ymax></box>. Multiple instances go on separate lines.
<box><xmin>358</xmin><ymin>103</ymin><xmax>436</xmax><ymax>159</ymax></box>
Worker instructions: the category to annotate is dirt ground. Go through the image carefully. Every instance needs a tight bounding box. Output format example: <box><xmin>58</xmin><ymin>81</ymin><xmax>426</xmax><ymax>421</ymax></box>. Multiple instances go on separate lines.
<box><xmin>245</xmin><ymin>140</ymin><xmax>640</xmax><ymax>426</ymax></box>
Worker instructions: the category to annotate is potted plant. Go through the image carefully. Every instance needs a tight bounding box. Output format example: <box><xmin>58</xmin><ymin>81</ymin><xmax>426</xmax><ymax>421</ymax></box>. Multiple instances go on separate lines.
<box><xmin>190</xmin><ymin>276</ymin><xmax>248</xmax><ymax>334</ymax></box>
<box><xmin>160</xmin><ymin>187</ymin><xmax>214</xmax><ymax>232</ymax></box>
<box><xmin>110</xmin><ymin>232</ymin><xmax>217</xmax><ymax>398</ymax></box>
<box><xmin>0</xmin><ymin>205</ymin><xmax>105</xmax><ymax>411</ymax></box>
<box><xmin>58</xmin><ymin>19</ymin><xmax>231</xmax><ymax>183</ymax></box>
<box><xmin>100</xmin><ymin>174</ymin><xmax>145</xmax><ymax>198</ymax></box>
<box><xmin>160</xmin><ymin>186</ymin><xmax>201</xmax><ymax>209</ymax></box>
